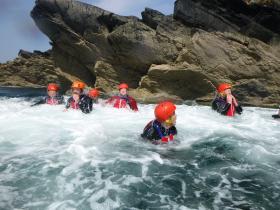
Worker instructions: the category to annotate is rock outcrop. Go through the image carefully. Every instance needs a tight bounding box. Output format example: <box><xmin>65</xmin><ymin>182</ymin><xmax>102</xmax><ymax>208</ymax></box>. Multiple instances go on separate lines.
<box><xmin>1</xmin><ymin>0</ymin><xmax>280</xmax><ymax>107</ymax></box>
<box><xmin>0</xmin><ymin>50</ymin><xmax>76</xmax><ymax>92</ymax></box>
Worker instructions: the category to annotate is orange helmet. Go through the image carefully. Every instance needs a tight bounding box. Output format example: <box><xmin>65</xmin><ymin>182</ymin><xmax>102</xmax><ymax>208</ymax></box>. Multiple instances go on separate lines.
<box><xmin>217</xmin><ymin>83</ymin><xmax>231</xmax><ymax>93</ymax></box>
<box><xmin>71</xmin><ymin>81</ymin><xmax>86</xmax><ymax>90</ymax></box>
<box><xmin>88</xmin><ymin>88</ymin><xmax>100</xmax><ymax>98</ymax></box>
<box><xmin>154</xmin><ymin>101</ymin><xmax>176</xmax><ymax>122</ymax></box>
<box><xmin>47</xmin><ymin>83</ymin><xmax>59</xmax><ymax>91</ymax></box>
<box><xmin>118</xmin><ymin>83</ymin><xmax>129</xmax><ymax>90</ymax></box>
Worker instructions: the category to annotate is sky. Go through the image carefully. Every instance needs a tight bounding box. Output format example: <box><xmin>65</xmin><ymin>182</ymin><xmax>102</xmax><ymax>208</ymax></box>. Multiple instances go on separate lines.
<box><xmin>0</xmin><ymin>0</ymin><xmax>174</xmax><ymax>63</ymax></box>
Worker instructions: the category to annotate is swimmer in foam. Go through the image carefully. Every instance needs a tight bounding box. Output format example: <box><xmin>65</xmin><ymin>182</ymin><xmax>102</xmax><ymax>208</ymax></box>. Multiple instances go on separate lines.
<box><xmin>141</xmin><ymin>101</ymin><xmax>177</xmax><ymax>144</ymax></box>
<box><xmin>212</xmin><ymin>83</ymin><xmax>243</xmax><ymax>117</ymax></box>
<box><xmin>106</xmin><ymin>83</ymin><xmax>138</xmax><ymax>111</ymax></box>
<box><xmin>65</xmin><ymin>81</ymin><xmax>93</xmax><ymax>114</ymax></box>
<box><xmin>31</xmin><ymin>83</ymin><xmax>64</xmax><ymax>106</ymax></box>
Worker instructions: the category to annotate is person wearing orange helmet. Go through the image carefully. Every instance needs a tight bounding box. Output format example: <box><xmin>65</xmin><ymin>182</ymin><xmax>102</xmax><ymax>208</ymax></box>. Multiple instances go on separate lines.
<box><xmin>212</xmin><ymin>83</ymin><xmax>242</xmax><ymax>117</ymax></box>
<box><xmin>87</xmin><ymin>88</ymin><xmax>100</xmax><ymax>104</ymax></box>
<box><xmin>106</xmin><ymin>83</ymin><xmax>138</xmax><ymax>111</ymax></box>
<box><xmin>65</xmin><ymin>81</ymin><xmax>93</xmax><ymax>114</ymax></box>
<box><xmin>31</xmin><ymin>83</ymin><xmax>64</xmax><ymax>106</ymax></box>
<box><xmin>141</xmin><ymin>101</ymin><xmax>177</xmax><ymax>144</ymax></box>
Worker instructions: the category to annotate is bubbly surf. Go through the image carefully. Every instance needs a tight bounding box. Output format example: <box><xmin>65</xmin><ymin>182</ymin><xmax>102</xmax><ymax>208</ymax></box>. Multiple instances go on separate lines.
<box><xmin>0</xmin><ymin>98</ymin><xmax>280</xmax><ymax>210</ymax></box>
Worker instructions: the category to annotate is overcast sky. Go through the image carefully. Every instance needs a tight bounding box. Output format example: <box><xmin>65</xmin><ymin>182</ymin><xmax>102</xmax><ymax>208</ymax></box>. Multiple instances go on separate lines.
<box><xmin>0</xmin><ymin>0</ymin><xmax>174</xmax><ymax>63</ymax></box>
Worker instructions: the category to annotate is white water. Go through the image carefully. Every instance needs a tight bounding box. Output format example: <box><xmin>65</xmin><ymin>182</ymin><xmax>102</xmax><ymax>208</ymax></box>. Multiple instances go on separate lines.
<box><xmin>0</xmin><ymin>98</ymin><xmax>280</xmax><ymax>210</ymax></box>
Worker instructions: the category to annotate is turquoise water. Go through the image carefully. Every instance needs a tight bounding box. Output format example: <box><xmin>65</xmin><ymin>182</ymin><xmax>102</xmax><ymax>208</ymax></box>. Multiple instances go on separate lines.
<box><xmin>0</xmin><ymin>98</ymin><xmax>279</xmax><ymax>210</ymax></box>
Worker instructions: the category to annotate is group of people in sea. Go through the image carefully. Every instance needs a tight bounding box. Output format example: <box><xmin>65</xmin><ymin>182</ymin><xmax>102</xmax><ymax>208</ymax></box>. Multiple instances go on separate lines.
<box><xmin>31</xmin><ymin>80</ymin><xmax>279</xmax><ymax>144</ymax></box>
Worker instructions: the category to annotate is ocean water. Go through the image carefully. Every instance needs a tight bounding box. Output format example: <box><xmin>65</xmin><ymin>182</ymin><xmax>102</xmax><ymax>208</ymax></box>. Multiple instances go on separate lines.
<box><xmin>0</xmin><ymin>98</ymin><xmax>279</xmax><ymax>210</ymax></box>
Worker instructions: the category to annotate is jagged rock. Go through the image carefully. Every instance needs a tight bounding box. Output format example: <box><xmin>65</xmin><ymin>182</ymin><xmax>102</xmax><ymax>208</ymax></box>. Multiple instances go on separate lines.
<box><xmin>1</xmin><ymin>0</ymin><xmax>280</xmax><ymax>107</ymax></box>
<box><xmin>174</xmin><ymin>0</ymin><xmax>280</xmax><ymax>43</ymax></box>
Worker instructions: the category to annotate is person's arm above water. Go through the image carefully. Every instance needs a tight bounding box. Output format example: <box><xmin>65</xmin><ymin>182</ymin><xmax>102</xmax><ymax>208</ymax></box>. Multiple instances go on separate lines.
<box><xmin>31</xmin><ymin>97</ymin><xmax>46</xmax><ymax>107</ymax></box>
<box><xmin>106</xmin><ymin>96</ymin><xmax>117</xmax><ymax>104</ymax></box>
<box><xmin>57</xmin><ymin>95</ymin><xmax>65</xmax><ymax>104</ymax></box>
<box><xmin>65</xmin><ymin>97</ymin><xmax>71</xmax><ymax>111</ymax></box>
<box><xmin>79</xmin><ymin>96</ymin><xmax>93</xmax><ymax>114</ymax></box>
<box><xmin>232</xmin><ymin>95</ymin><xmax>242</xmax><ymax>115</ymax></box>
<box><xmin>128</xmin><ymin>97</ymin><xmax>138</xmax><ymax>111</ymax></box>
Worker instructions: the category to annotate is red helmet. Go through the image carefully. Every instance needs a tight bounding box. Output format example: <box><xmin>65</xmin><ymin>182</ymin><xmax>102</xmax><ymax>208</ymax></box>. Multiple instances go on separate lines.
<box><xmin>118</xmin><ymin>83</ymin><xmax>129</xmax><ymax>90</ymax></box>
<box><xmin>88</xmin><ymin>88</ymin><xmax>100</xmax><ymax>98</ymax></box>
<box><xmin>47</xmin><ymin>83</ymin><xmax>59</xmax><ymax>91</ymax></box>
<box><xmin>72</xmin><ymin>81</ymin><xmax>86</xmax><ymax>90</ymax></box>
<box><xmin>217</xmin><ymin>83</ymin><xmax>231</xmax><ymax>93</ymax></box>
<box><xmin>155</xmin><ymin>101</ymin><xmax>176</xmax><ymax>122</ymax></box>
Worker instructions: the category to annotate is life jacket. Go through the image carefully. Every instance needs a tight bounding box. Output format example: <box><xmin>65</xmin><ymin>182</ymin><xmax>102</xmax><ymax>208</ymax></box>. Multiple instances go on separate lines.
<box><xmin>70</xmin><ymin>100</ymin><xmax>80</xmax><ymax>109</ymax></box>
<box><xmin>46</xmin><ymin>97</ymin><xmax>59</xmax><ymax>105</ymax></box>
<box><xmin>227</xmin><ymin>103</ymin><xmax>236</xmax><ymax>117</ymax></box>
<box><xmin>227</xmin><ymin>98</ymin><xmax>239</xmax><ymax>117</ymax></box>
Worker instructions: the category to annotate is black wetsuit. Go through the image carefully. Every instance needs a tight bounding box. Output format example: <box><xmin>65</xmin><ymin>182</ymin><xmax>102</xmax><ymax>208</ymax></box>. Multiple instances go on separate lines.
<box><xmin>66</xmin><ymin>94</ymin><xmax>93</xmax><ymax>114</ymax></box>
<box><xmin>212</xmin><ymin>96</ymin><xmax>243</xmax><ymax>115</ymax></box>
<box><xmin>272</xmin><ymin>114</ymin><xmax>280</xmax><ymax>119</ymax></box>
<box><xmin>141</xmin><ymin>120</ymin><xmax>177</xmax><ymax>142</ymax></box>
<box><xmin>31</xmin><ymin>95</ymin><xmax>64</xmax><ymax>106</ymax></box>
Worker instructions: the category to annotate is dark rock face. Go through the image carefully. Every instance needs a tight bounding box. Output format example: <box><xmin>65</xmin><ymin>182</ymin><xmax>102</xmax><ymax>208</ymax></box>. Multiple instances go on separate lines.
<box><xmin>174</xmin><ymin>0</ymin><xmax>280</xmax><ymax>43</ymax></box>
<box><xmin>1</xmin><ymin>0</ymin><xmax>280</xmax><ymax>107</ymax></box>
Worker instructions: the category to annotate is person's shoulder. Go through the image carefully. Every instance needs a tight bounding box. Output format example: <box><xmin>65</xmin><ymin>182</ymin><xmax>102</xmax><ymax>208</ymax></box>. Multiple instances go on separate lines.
<box><xmin>153</xmin><ymin>120</ymin><xmax>161</xmax><ymax>127</ymax></box>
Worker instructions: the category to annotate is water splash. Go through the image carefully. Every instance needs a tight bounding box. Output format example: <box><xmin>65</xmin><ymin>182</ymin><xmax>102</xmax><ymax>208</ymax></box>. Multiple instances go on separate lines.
<box><xmin>0</xmin><ymin>98</ymin><xmax>279</xmax><ymax>209</ymax></box>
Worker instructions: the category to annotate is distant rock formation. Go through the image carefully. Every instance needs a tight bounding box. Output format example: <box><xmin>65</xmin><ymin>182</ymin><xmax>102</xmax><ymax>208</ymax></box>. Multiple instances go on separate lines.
<box><xmin>1</xmin><ymin>0</ymin><xmax>280</xmax><ymax>107</ymax></box>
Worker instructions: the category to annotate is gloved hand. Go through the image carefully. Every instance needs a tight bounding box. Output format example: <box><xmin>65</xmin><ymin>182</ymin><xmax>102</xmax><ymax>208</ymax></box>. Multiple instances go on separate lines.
<box><xmin>161</xmin><ymin>137</ymin><xmax>169</xmax><ymax>143</ymax></box>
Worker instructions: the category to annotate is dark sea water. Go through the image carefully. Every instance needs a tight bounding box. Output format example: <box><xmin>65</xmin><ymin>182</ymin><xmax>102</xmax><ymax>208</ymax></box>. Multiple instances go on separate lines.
<box><xmin>0</xmin><ymin>98</ymin><xmax>279</xmax><ymax>210</ymax></box>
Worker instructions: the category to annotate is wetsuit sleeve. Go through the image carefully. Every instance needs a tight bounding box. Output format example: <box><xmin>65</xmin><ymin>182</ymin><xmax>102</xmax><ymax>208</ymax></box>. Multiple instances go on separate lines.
<box><xmin>58</xmin><ymin>96</ymin><xmax>65</xmax><ymax>104</ymax></box>
<box><xmin>211</xmin><ymin>99</ymin><xmax>218</xmax><ymax>111</ymax></box>
<box><xmin>80</xmin><ymin>96</ymin><xmax>93</xmax><ymax>114</ymax></box>
<box><xmin>153</xmin><ymin>121</ymin><xmax>164</xmax><ymax>140</ymax></box>
<box><xmin>106</xmin><ymin>97</ymin><xmax>115</xmax><ymax>104</ymax></box>
<box><xmin>236</xmin><ymin>105</ymin><xmax>243</xmax><ymax>115</ymax></box>
<box><xmin>31</xmin><ymin>98</ymin><xmax>46</xmax><ymax>107</ymax></box>
<box><xmin>65</xmin><ymin>98</ymin><xmax>71</xmax><ymax>109</ymax></box>
<box><xmin>212</xmin><ymin>98</ymin><xmax>231</xmax><ymax>115</ymax></box>
<box><xmin>272</xmin><ymin>114</ymin><xmax>280</xmax><ymax>119</ymax></box>
<box><xmin>141</xmin><ymin>121</ymin><xmax>157</xmax><ymax>141</ymax></box>
<box><xmin>169</xmin><ymin>126</ymin><xmax>177</xmax><ymax>135</ymax></box>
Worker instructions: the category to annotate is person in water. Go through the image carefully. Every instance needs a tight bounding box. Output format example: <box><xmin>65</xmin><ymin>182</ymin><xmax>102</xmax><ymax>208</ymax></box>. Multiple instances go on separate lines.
<box><xmin>31</xmin><ymin>83</ymin><xmax>64</xmax><ymax>106</ymax></box>
<box><xmin>141</xmin><ymin>101</ymin><xmax>177</xmax><ymax>144</ymax></box>
<box><xmin>212</xmin><ymin>83</ymin><xmax>243</xmax><ymax>117</ymax></box>
<box><xmin>88</xmin><ymin>88</ymin><xmax>100</xmax><ymax>104</ymax></box>
<box><xmin>65</xmin><ymin>81</ymin><xmax>93</xmax><ymax>114</ymax></box>
<box><xmin>272</xmin><ymin>106</ymin><xmax>280</xmax><ymax>119</ymax></box>
<box><xmin>106</xmin><ymin>83</ymin><xmax>138</xmax><ymax>111</ymax></box>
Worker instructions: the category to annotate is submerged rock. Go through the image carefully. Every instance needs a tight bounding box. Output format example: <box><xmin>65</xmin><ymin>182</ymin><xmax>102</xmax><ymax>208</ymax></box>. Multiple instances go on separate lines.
<box><xmin>1</xmin><ymin>0</ymin><xmax>280</xmax><ymax>107</ymax></box>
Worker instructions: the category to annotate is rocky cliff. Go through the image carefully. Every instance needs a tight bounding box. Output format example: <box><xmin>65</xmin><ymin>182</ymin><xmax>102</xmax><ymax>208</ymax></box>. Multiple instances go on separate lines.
<box><xmin>1</xmin><ymin>0</ymin><xmax>280</xmax><ymax>106</ymax></box>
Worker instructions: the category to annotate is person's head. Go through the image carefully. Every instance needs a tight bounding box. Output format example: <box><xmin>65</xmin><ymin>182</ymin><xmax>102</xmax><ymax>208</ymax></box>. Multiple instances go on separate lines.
<box><xmin>71</xmin><ymin>81</ymin><xmax>86</xmax><ymax>99</ymax></box>
<box><xmin>155</xmin><ymin>101</ymin><xmax>177</xmax><ymax>128</ymax></box>
<box><xmin>118</xmin><ymin>83</ymin><xmax>129</xmax><ymax>96</ymax></box>
<box><xmin>47</xmin><ymin>83</ymin><xmax>59</xmax><ymax>97</ymax></box>
<box><xmin>217</xmin><ymin>83</ymin><xmax>232</xmax><ymax>97</ymax></box>
<box><xmin>88</xmin><ymin>88</ymin><xmax>100</xmax><ymax>99</ymax></box>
